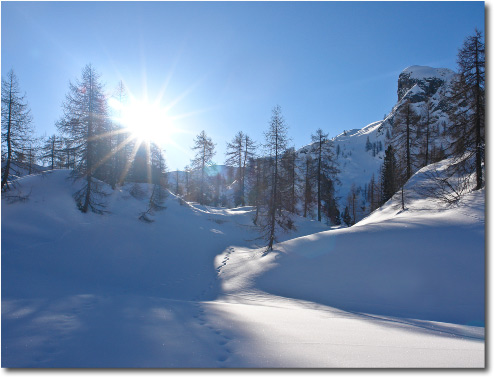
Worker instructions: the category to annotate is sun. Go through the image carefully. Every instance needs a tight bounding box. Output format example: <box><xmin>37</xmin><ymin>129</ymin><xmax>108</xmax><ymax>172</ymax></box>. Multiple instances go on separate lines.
<box><xmin>110</xmin><ymin>98</ymin><xmax>174</xmax><ymax>143</ymax></box>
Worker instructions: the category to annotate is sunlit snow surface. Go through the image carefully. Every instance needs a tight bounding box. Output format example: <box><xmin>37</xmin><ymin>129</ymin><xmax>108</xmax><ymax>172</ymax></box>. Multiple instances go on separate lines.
<box><xmin>2</xmin><ymin>168</ymin><xmax>484</xmax><ymax>367</ymax></box>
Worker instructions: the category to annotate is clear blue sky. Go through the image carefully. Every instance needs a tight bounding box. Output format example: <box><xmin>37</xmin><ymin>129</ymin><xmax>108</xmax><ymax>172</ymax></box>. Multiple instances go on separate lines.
<box><xmin>1</xmin><ymin>1</ymin><xmax>485</xmax><ymax>170</ymax></box>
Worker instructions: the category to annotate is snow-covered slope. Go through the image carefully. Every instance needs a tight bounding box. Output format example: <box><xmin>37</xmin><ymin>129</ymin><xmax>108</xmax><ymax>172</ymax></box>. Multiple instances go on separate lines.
<box><xmin>1</xmin><ymin>167</ymin><xmax>484</xmax><ymax>367</ymax></box>
<box><xmin>251</xmin><ymin>159</ymin><xmax>484</xmax><ymax>325</ymax></box>
<box><xmin>294</xmin><ymin>65</ymin><xmax>456</xmax><ymax>222</ymax></box>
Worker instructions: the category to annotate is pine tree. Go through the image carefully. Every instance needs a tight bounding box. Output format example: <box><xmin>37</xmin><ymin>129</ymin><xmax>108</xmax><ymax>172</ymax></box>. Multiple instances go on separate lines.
<box><xmin>447</xmin><ymin>29</ymin><xmax>485</xmax><ymax>190</ymax></box>
<box><xmin>56</xmin><ymin>64</ymin><xmax>109</xmax><ymax>213</ymax></box>
<box><xmin>1</xmin><ymin>69</ymin><xmax>34</xmax><ymax>190</ymax></box>
<box><xmin>190</xmin><ymin>130</ymin><xmax>215</xmax><ymax>204</ymax></box>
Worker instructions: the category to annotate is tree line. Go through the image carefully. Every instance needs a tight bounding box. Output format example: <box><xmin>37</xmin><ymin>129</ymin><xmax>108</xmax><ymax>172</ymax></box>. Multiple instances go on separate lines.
<box><xmin>2</xmin><ymin>64</ymin><xmax>169</xmax><ymax>214</ymax></box>
<box><xmin>1</xmin><ymin>30</ymin><xmax>485</xmax><ymax>250</ymax></box>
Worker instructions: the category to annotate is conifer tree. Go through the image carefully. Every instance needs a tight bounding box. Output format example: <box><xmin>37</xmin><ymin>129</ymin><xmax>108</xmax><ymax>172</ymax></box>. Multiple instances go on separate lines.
<box><xmin>447</xmin><ymin>29</ymin><xmax>485</xmax><ymax>190</ymax></box>
<box><xmin>381</xmin><ymin>145</ymin><xmax>397</xmax><ymax>203</ymax></box>
<box><xmin>392</xmin><ymin>99</ymin><xmax>420</xmax><ymax>181</ymax></box>
<box><xmin>281</xmin><ymin>147</ymin><xmax>297</xmax><ymax>214</ymax></box>
<box><xmin>299</xmin><ymin>152</ymin><xmax>316</xmax><ymax>218</ymax></box>
<box><xmin>259</xmin><ymin>105</ymin><xmax>293</xmax><ymax>251</ymax></box>
<box><xmin>310</xmin><ymin>128</ymin><xmax>339</xmax><ymax>222</ymax></box>
<box><xmin>41</xmin><ymin>134</ymin><xmax>62</xmax><ymax>170</ymax></box>
<box><xmin>56</xmin><ymin>64</ymin><xmax>109</xmax><ymax>213</ymax></box>
<box><xmin>225</xmin><ymin>131</ymin><xmax>255</xmax><ymax>206</ymax></box>
<box><xmin>1</xmin><ymin>69</ymin><xmax>34</xmax><ymax>190</ymax></box>
<box><xmin>342</xmin><ymin>206</ymin><xmax>352</xmax><ymax>227</ymax></box>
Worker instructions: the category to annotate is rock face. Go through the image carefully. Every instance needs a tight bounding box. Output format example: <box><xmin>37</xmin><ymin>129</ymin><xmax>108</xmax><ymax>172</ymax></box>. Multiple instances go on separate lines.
<box><xmin>397</xmin><ymin>65</ymin><xmax>455</xmax><ymax>103</ymax></box>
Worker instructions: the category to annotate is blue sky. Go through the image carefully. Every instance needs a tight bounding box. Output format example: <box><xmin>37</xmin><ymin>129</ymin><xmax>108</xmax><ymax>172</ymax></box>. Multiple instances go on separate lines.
<box><xmin>1</xmin><ymin>1</ymin><xmax>485</xmax><ymax>170</ymax></box>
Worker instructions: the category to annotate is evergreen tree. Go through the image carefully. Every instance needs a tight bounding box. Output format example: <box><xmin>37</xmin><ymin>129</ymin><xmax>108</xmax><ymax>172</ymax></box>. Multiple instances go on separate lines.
<box><xmin>1</xmin><ymin>69</ymin><xmax>34</xmax><ymax>190</ymax></box>
<box><xmin>190</xmin><ymin>130</ymin><xmax>215</xmax><ymax>204</ymax></box>
<box><xmin>365</xmin><ymin>136</ymin><xmax>372</xmax><ymax>152</ymax></box>
<box><xmin>321</xmin><ymin>175</ymin><xmax>339</xmax><ymax>225</ymax></box>
<box><xmin>342</xmin><ymin>206</ymin><xmax>352</xmax><ymax>227</ymax></box>
<box><xmin>381</xmin><ymin>145</ymin><xmax>397</xmax><ymax>203</ymax></box>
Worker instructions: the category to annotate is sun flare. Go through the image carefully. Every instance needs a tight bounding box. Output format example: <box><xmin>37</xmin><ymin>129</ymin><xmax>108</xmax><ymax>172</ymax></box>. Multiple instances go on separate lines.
<box><xmin>110</xmin><ymin>98</ymin><xmax>174</xmax><ymax>143</ymax></box>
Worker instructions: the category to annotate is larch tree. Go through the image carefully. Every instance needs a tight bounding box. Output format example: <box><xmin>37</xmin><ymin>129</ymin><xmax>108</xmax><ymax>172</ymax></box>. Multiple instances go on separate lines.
<box><xmin>392</xmin><ymin>99</ymin><xmax>420</xmax><ymax>182</ymax></box>
<box><xmin>418</xmin><ymin>99</ymin><xmax>438</xmax><ymax>168</ymax></box>
<box><xmin>225</xmin><ymin>131</ymin><xmax>256</xmax><ymax>206</ymax></box>
<box><xmin>259</xmin><ymin>105</ymin><xmax>293</xmax><ymax>251</ymax></box>
<box><xmin>41</xmin><ymin>134</ymin><xmax>62</xmax><ymax>170</ymax></box>
<box><xmin>447</xmin><ymin>29</ymin><xmax>485</xmax><ymax>190</ymax></box>
<box><xmin>191</xmin><ymin>130</ymin><xmax>215</xmax><ymax>204</ymax></box>
<box><xmin>56</xmin><ymin>64</ymin><xmax>109</xmax><ymax>213</ymax></box>
<box><xmin>1</xmin><ymin>69</ymin><xmax>34</xmax><ymax>190</ymax></box>
<box><xmin>280</xmin><ymin>147</ymin><xmax>297</xmax><ymax>214</ymax></box>
<box><xmin>299</xmin><ymin>152</ymin><xmax>316</xmax><ymax>218</ymax></box>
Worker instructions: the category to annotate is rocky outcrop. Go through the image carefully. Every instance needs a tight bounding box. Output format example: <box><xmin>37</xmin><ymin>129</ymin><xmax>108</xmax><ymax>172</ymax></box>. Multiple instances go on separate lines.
<box><xmin>397</xmin><ymin>65</ymin><xmax>455</xmax><ymax>103</ymax></box>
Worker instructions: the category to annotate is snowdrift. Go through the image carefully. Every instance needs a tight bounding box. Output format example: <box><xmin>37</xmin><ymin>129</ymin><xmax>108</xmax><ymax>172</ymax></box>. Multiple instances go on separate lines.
<box><xmin>255</xmin><ymin>160</ymin><xmax>485</xmax><ymax>325</ymax></box>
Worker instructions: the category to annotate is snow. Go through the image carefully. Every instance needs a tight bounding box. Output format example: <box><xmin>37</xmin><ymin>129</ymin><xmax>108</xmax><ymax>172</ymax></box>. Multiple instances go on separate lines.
<box><xmin>401</xmin><ymin>65</ymin><xmax>456</xmax><ymax>81</ymax></box>
<box><xmin>1</xmin><ymin>167</ymin><xmax>484</xmax><ymax>368</ymax></box>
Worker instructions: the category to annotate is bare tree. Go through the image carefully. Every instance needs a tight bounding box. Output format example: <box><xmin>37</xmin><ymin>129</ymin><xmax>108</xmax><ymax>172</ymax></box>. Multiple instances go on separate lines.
<box><xmin>41</xmin><ymin>134</ymin><xmax>63</xmax><ymax>170</ymax></box>
<box><xmin>56</xmin><ymin>64</ymin><xmax>109</xmax><ymax>213</ymax></box>
<box><xmin>191</xmin><ymin>130</ymin><xmax>215</xmax><ymax>204</ymax></box>
<box><xmin>310</xmin><ymin>128</ymin><xmax>339</xmax><ymax>222</ymax></box>
<box><xmin>225</xmin><ymin>131</ymin><xmax>256</xmax><ymax>206</ymax></box>
<box><xmin>258</xmin><ymin>105</ymin><xmax>293</xmax><ymax>251</ymax></box>
<box><xmin>1</xmin><ymin>69</ymin><xmax>34</xmax><ymax>190</ymax></box>
<box><xmin>447</xmin><ymin>29</ymin><xmax>485</xmax><ymax>190</ymax></box>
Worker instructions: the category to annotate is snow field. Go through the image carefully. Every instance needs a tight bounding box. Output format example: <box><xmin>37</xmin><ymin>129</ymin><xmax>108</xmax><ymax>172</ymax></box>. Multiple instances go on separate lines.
<box><xmin>1</xmin><ymin>167</ymin><xmax>485</xmax><ymax>367</ymax></box>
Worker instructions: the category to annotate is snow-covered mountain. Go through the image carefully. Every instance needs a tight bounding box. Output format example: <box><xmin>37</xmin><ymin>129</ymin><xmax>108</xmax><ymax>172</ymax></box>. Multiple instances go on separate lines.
<box><xmin>298</xmin><ymin>65</ymin><xmax>457</xmax><ymax>220</ymax></box>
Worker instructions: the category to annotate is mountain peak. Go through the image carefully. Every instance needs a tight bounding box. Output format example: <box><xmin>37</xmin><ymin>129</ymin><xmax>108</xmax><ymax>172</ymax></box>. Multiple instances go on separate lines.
<box><xmin>397</xmin><ymin>65</ymin><xmax>455</xmax><ymax>102</ymax></box>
